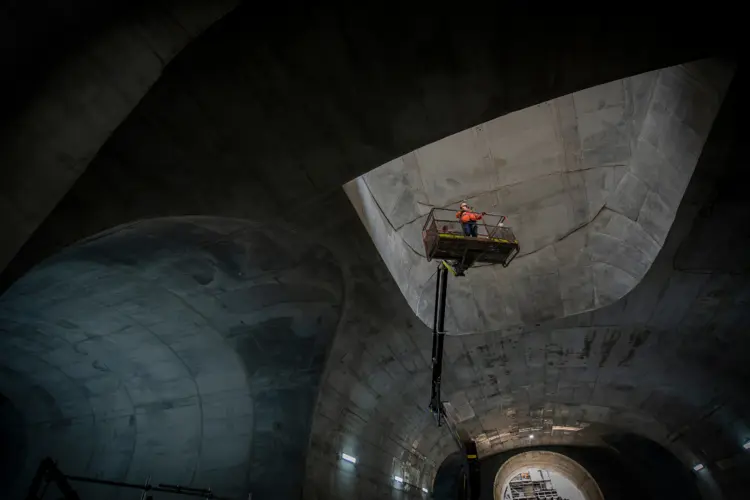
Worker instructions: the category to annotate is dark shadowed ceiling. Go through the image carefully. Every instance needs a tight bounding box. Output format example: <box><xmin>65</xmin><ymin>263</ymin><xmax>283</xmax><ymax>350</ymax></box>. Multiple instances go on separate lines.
<box><xmin>0</xmin><ymin>3</ymin><xmax>748</xmax><ymax>499</ymax></box>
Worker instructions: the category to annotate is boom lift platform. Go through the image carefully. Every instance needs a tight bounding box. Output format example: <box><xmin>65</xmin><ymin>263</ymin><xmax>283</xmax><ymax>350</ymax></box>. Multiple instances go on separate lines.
<box><xmin>422</xmin><ymin>208</ymin><xmax>519</xmax><ymax>425</ymax></box>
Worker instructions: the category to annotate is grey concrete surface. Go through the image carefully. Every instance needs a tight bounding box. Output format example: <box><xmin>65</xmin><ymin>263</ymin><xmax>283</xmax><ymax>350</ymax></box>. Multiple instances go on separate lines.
<box><xmin>0</xmin><ymin>205</ymin><xmax>451</xmax><ymax>499</ymax></box>
<box><xmin>0</xmin><ymin>0</ymin><xmax>238</xmax><ymax>277</ymax></box>
<box><xmin>0</xmin><ymin>5</ymin><xmax>748</xmax><ymax>500</ymax></box>
<box><xmin>1</xmin><ymin>7</ymin><xmax>740</xmax><ymax>291</ymax></box>
<box><xmin>346</xmin><ymin>59</ymin><xmax>734</xmax><ymax>334</ymax></box>
<box><xmin>0</xmin><ymin>217</ymin><xmax>344</xmax><ymax>498</ymax></box>
<box><xmin>548</xmin><ymin>472</ymin><xmax>585</xmax><ymax>500</ymax></box>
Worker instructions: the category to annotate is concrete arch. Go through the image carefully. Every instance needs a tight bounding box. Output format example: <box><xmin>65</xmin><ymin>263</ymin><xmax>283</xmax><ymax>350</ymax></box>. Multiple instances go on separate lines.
<box><xmin>1</xmin><ymin>7</ymin><xmax>748</xmax><ymax>500</ymax></box>
<box><xmin>493</xmin><ymin>451</ymin><xmax>603</xmax><ymax>500</ymax></box>
<box><xmin>0</xmin><ymin>0</ymin><xmax>238</xmax><ymax>279</ymax></box>
<box><xmin>0</xmin><ymin>216</ymin><xmax>344</xmax><ymax>499</ymax></box>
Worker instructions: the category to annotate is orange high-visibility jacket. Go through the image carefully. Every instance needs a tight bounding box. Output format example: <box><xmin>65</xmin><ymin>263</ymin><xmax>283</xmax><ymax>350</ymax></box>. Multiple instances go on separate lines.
<box><xmin>456</xmin><ymin>210</ymin><xmax>483</xmax><ymax>223</ymax></box>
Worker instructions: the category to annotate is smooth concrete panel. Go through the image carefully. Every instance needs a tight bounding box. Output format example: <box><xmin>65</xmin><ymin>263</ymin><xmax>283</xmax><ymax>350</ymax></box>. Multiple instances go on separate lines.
<box><xmin>346</xmin><ymin>60</ymin><xmax>734</xmax><ymax>334</ymax></box>
<box><xmin>0</xmin><ymin>217</ymin><xmax>341</xmax><ymax>499</ymax></box>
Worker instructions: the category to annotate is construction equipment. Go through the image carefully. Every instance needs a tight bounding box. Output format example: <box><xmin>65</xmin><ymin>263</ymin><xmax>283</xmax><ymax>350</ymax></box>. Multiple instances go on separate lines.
<box><xmin>423</xmin><ymin>208</ymin><xmax>520</xmax><ymax>424</ymax></box>
<box><xmin>423</xmin><ymin>208</ymin><xmax>519</xmax><ymax>276</ymax></box>
<box><xmin>25</xmin><ymin>457</ymin><xmax>235</xmax><ymax>500</ymax></box>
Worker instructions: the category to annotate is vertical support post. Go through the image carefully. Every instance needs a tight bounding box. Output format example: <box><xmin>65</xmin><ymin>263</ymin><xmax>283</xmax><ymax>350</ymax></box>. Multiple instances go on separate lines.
<box><xmin>25</xmin><ymin>457</ymin><xmax>81</xmax><ymax>500</ymax></box>
<box><xmin>464</xmin><ymin>440</ymin><xmax>481</xmax><ymax>500</ymax></box>
<box><xmin>432</xmin><ymin>264</ymin><xmax>442</xmax><ymax>340</ymax></box>
<box><xmin>430</xmin><ymin>264</ymin><xmax>449</xmax><ymax>424</ymax></box>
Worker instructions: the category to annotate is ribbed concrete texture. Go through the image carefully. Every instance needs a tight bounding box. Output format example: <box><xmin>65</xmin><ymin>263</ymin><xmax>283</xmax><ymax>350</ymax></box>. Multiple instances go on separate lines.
<box><xmin>346</xmin><ymin>59</ymin><xmax>734</xmax><ymax>334</ymax></box>
<box><xmin>0</xmin><ymin>5</ymin><xmax>748</xmax><ymax>500</ymax></box>
<box><xmin>0</xmin><ymin>217</ymin><xmax>344</xmax><ymax>499</ymax></box>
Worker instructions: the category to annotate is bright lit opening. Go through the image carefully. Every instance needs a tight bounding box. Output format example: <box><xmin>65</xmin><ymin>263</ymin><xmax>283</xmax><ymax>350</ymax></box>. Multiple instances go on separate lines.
<box><xmin>693</xmin><ymin>464</ymin><xmax>704</xmax><ymax>472</ymax></box>
<box><xmin>422</xmin><ymin>487</ymin><xmax>429</xmax><ymax>493</ymax></box>
<box><xmin>502</xmin><ymin>469</ymin><xmax>585</xmax><ymax>500</ymax></box>
<box><xmin>341</xmin><ymin>453</ymin><xmax>357</xmax><ymax>464</ymax></box>
<box><xmin>493</xmin><ymin>452</ymin><xmax>599</xmax><ymax>500</ymax></box>
<box><xmin>743</xmin><ymin>440</ymin><xmax>750</xmax><ymax>450</ymax></box>
<box><xmin>394</xmin><ymin>476</ymin><xmax>404</xmax><ymax>483</ymax></box>
<box><xmin>529</xmin><ymin>434</ymin><xmax>534</xmax><ymax>439</ymax></box>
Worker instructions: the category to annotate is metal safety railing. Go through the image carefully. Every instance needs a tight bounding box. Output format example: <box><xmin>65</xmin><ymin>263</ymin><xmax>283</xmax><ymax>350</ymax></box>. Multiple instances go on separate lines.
<box><xmin>422</xmin><ymin>208</ymin><xmax>513</xmax><ymax>238</ymax></box>
<box><xmin>422</xmin><ymin>208</ymin><xmax>519</xmax><ymax>267</ymax></box>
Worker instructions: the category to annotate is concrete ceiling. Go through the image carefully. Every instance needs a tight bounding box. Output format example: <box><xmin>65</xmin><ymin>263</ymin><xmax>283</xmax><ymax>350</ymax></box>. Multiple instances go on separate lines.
<box><xmin>2</xmin><ymin>217</ymin><xmax>333</xmax><ymax>498</ymax></box>
<box><xmin>0</xmin><ymin>0</ymin><xmax>239</xmax><ymax>275</ymax></box>
<box><xmin>0</xmin><ymin>3</ymin><xmax>748</xmax><ymax>500</ymax></box>
<box><xmin>346</xmin><ymin>60</ymin><xmax>734</xmax><ymax>333</ymax></box>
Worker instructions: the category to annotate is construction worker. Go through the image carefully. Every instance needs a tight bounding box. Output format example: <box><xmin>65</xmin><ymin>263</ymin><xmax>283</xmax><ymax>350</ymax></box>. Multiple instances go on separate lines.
<box><xmin>456</xmin><ymin>202</ymin><xmax>485</xmax><ymax>237</ymax></box>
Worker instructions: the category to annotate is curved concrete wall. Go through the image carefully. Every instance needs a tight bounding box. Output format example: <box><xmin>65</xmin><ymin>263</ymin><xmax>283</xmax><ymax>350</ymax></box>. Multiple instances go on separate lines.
<box><xmin>345</xmin><ymin>59</ymin><xmax>734</xmax><ymax>334</ymax></box>
<box><xmin>493</xmin><ymin>451</ymin><xmax>602</xmax><ymax>500</ymax></box>
<box><xmin>1</xmin><ymin>6</ymin><xmax>747</xmax><ymax>500</ymax></box>
<box><xmin>0</xmin><ymin>217</ymin><xmax>342</xmax><ymax>499</ymax></box>
<box><xmin>0</xmin><ymin>0</ymin><xmax>238</xmax><ymax>276</ymax></box>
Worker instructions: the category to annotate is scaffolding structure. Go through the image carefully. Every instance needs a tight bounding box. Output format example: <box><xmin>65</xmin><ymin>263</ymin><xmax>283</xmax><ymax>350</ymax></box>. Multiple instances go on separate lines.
<box><xmin>502</xmin><ymin>470</ymin><xmax>568</xmax><ymax>500</ymax></box>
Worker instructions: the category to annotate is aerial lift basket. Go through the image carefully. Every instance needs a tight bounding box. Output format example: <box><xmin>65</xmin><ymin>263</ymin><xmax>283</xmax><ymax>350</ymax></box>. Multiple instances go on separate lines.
<box><xmin>422</xmin><ymin>208</ymin><xmax>520</xmax><ymax>269</ymax></box>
